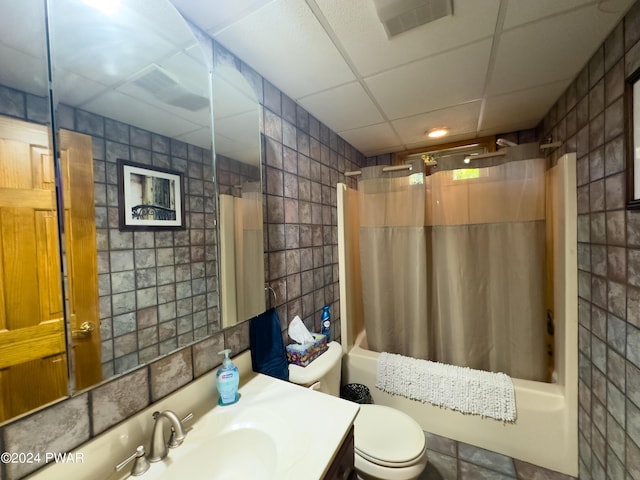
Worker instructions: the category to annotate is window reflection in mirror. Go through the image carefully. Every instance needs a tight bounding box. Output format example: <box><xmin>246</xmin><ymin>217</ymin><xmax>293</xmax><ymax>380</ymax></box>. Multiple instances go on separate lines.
<box><xmin>213</xmin><ymin>66</ymin><xmax>265</xmax><ymax>328</ymax></box>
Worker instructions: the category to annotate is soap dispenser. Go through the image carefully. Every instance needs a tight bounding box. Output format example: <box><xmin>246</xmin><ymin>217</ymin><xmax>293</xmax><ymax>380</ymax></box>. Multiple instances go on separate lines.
<box><xmin>216</xmin><ymin>349</ymin><xmax>240</xmax><ymax>406</ymax></box>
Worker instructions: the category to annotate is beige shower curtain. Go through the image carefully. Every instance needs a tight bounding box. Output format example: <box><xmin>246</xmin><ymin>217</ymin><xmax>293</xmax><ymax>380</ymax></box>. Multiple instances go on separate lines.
<box><xmin>359</xmin><ymin>158</ymin><xmax>548</xmax><ymax>381</ymax></box>
<box><xmin>219</xmin><ymin>184</ymin><xmax>265</xmax><ymax>327</ymax></box>
<box><xmin>233</xmin><ymin>189</ymin><xmax>265</xmax><ymax>321</ymax></box>
<box><xmin>359</xmin><ymin>167</ymin><xmax>431</xmax><ymax>359</ymax></box>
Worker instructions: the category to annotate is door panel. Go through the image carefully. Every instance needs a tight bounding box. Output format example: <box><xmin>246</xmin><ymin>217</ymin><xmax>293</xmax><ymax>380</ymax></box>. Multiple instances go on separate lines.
<box><xmin>59</xmin><ymin>129</ymin><xmax>101</xmax><ymax>389</ymax></box>
<box><xmin>0</xmin><ymin>117</ymin><xmax>67</xmax><ymax>421</ymax></box>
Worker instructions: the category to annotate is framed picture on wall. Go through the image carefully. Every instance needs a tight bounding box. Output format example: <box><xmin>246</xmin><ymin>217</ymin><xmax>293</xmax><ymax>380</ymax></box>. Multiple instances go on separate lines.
<box><xmin>117</xmin><ymin>159</ymin><xmax>185</xmax><ymax>230</ymax></box>
<box><xmin>626</xmin><ymin>67</ymin><xmax>640</xmax><ymax>209</ymax></box>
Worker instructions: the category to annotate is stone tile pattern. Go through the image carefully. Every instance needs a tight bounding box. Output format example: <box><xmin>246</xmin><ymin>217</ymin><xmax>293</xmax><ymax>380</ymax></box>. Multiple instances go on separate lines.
<box><xmin>0</xmin><ymin>35</ymin><xmax>361</xmax><ymax>480</ymax></box>
<box><xmin>55</xmin><ymin>103</ymin><xmax>220</xmax><ymax>378</ymax></box>
<box><xmin>254</xmin><ymin>60</ymin><xmax>362</xmax><ymax>342</ymax></box>
<box><xmin>421</xmin><ymin>433</ymin><xmax>576</xmax><ymax>480</ymax></box>
<box><xmin>1</xmin><ymin>84</ymin><xmax>221</xmax><ymax>378</ymax></box>
<box><xmin>0</xmin><ymin>330</ymin><xmax>235</xmax><ymax>479</ymax></box>
<box><xmin>0</xmin><ymin>85</ymin><xmax>49</xmax><ymax>125</ymax></box>
<box><xmin>216</xmin><ymin>153</ymin><xmax>260</xmax><ymax>196</ymax></box>
<box><xmin>541</xmin><ymin>2</ymin><xmax>640</xmax><ymax>479</ymax></box>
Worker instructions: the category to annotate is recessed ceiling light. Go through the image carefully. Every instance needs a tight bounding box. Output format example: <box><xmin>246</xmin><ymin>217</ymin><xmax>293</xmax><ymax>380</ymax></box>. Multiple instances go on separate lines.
<box><xmin>426</xmin><ymin>128</ymin><xmax>448</xmax><ymax>139</ymax></box>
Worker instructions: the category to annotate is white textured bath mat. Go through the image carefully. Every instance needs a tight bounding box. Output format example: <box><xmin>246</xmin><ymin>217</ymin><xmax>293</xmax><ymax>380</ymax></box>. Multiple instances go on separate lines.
<box><xmin>375</xmin><ymin>352</ymin><xmax>517</xmax><ymax>422</ymax></box>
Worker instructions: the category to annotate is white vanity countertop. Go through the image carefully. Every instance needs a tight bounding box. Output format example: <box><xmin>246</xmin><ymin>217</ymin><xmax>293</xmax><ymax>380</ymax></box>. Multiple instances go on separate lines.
<box><xmin>26</xmin><ymin>352</ymin><xmax>359</xmax><ymax>480</ymax></box>
<box><xmin>193</xmin><ymin>373</ymin><xmax>360</xmax><ymax>479</ymax></box>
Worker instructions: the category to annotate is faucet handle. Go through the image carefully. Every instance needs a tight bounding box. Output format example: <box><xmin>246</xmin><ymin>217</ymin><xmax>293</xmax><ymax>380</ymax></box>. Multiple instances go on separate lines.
<box><xmin>181</xmin><ymin>412</ymin><xmax>194</xmax><ymax>424</ymax></box>
<box><xmin>115</xmin><ymin>445</ymin><xmax>150</xmax><ymax>476</ymax></box>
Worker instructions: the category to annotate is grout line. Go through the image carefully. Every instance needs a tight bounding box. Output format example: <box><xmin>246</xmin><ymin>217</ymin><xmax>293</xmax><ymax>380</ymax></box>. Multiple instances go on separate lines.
<box><xmin>476</xmin><ymin>0</ymin><xmax>508</xmax><ymax>134</ymax></box>
<box><xmin>303</xmin><ymin>0</ymin><xmax>405</xmax><ymax>150</ymax></box>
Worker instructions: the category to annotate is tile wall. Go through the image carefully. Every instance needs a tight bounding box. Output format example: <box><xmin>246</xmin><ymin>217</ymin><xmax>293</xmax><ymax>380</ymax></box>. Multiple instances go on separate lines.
<box><xmin>540</xmin><ymin>1</ymin><xmax>640</xmax><ymax>478</ymax></box>
<box><xmin>56</xmin><ymin>104</ymin><xmax>220</xmax><ymax>378</ymax></box>
<box><xmin>11</xmin><ymin>1</ymin><xmax>640</xmax><ymax>477</ymax></box>
<box><xmin>0</xmin><ymin>30</ymin><xmax>363</xmax><ymax>480</ymax></box>
<box><xmin>258</xmin><ymin>67</ymin><xmax>363</xmax><ymax>339</ymax></box>
<box><xmin>216</xmin><ymin>153</ymin><xmax>260</xmax><ymax>196</ymax></box>
<box><xmin>0</xmin><ymin>82</ymin><xmax>222</xmax><ymax>379</ymax></box>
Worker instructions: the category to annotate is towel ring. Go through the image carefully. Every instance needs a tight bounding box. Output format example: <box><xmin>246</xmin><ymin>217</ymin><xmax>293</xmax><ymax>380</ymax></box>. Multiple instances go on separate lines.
<box><xmin>265</xmin><ymin>285</ymin><xmax>277</xmax><ymax>308</ymax></box>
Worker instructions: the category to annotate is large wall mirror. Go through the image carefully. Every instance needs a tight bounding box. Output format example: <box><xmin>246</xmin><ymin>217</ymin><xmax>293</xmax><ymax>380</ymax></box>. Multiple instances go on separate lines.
<box><xmin>213</xmin><ymin>65</ymin><xmax>264</xmax><ymax>328</ymax></box>
<box><xmin>0</xmin><ymin>0</ymin><xmax>57</xmax><ymax>424</ymax></box>
<box><xmin>0</xmin><ymin>0</ymin><xmax>264</xmax><ymax>425</ymax></box>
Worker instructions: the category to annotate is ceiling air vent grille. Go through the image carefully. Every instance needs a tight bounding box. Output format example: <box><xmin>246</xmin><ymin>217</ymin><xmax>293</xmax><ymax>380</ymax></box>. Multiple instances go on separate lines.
<box><xmin>132</xmin><ymin>66</ymin><xmax>178</xmax><ymax>93</ymax></box>
<box><xmin>373</xmin><ymin>0</ymin><xmax>453</xmax><ymax>38</ymax></box>
<box><xmin>129</xmin><ymin>65</ymin><xmax>209</xmax><ymax>112</ymax></box>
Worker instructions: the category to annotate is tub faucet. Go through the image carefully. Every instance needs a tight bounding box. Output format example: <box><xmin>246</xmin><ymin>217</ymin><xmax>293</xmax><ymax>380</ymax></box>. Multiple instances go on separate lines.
<box><xmin>148</xmin><ymin>410</ymin><xmax>189</xmax><ymax>462</ymax></box>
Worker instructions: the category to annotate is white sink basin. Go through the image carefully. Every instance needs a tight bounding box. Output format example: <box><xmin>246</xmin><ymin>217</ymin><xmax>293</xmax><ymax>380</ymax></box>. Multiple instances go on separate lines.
<box><xmin>130</xmin><ymin>374</ymin><xmax>359</xmax><ymax>480</ymax></box>
<box><xmin>156</xmin><ymin>429</ymin><xmax>277</xmax><ymax>480</ymax></box>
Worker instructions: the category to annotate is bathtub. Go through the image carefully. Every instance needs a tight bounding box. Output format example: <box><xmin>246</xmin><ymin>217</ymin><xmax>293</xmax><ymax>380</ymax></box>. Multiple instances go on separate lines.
<box><xmin>341</xmin><ymin>330</ymin><xmax>577</xmax><ymax>475</ymax></box>
<box><xmin>336</xmin><ymin>153</ymin><xmax>578</xmax><ymax>476</ymax></box>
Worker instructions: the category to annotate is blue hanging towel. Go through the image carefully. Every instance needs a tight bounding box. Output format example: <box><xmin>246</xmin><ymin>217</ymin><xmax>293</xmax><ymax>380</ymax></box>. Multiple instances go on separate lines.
<box><xmin>249</xmin><ymin>308</ymin><xmax>289</xmax><ymax>381</ymax></box>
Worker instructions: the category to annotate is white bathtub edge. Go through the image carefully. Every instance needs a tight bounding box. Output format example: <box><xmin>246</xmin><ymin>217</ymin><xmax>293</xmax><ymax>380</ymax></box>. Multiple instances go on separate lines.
<box><xmin>342</xmin><ymin>344</ymin><xmax>578</xmax><ymax>477</ymax></box>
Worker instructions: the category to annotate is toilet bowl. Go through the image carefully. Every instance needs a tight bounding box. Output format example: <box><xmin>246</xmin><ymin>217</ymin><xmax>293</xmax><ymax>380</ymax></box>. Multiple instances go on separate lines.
<box><xmin>289</xmin><ymin>342</ymin><xmax>427</xmax><ymax>480</ymax></box>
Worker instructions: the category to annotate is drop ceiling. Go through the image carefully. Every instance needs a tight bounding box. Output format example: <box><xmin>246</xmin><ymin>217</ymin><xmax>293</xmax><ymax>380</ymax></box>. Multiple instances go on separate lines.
<box><xmin>169</xmin><ymin>0</ymin><xmax>634</xmax><ymax>157</ymax></box>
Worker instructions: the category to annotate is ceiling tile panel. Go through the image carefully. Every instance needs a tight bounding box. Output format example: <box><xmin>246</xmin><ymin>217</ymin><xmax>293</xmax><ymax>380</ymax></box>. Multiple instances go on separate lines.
<box><xmin>1</xmin><ymin>1</ymin><xmax>46</xmax><ymax>58</ymax></box>
<box><xmin>391</xmin><ymin>101</ymin><xmax>482</xmax><ymax>145</ymax></box>
<box><xmin>298</xmin><ymin>82</ymin><xmax>384</xmax><ymax>132</ymax></box>
<box><xmin>213</xmin><ymin>0</ymin><xmax>356</xmax><ymax>99</ymax></box>
<box><xmin>404</xmin><ymin>131</ymin><xmax>480</xmax><ymax>151</ymax></box>
<box><xmin>315</xmin><ymin>0</ymin><xmax>500</xmax><ymax>77</ymax></box>
<box><xmin>169</xmin><ymin>0</ymin><xmax>274</xmax><ymax>34</ymax></box>
<box><xmin>502</xmin><ymin>0</ymin><xmax>592</xmax><ymax>29</ymax></box>
<box><xmin>52</xmin><ymin>70</ymin><xmax>110</xmax><ymax>108</ymax></box>
<box><xmin>177</xmin><ymin>127</ymin><xmax>215</xmax><ymax>149</ymax></box>
<box><xmin>0</xmin><ymin>44</ymin><xmax>48</xmax><ymax>96</ymax></box>
<box><xmin>488</xmin><ymin>5</ymin><xmax>625</xmax><ymax>96</ymax></box>
<box><xmin>365</xmin><ymin>39</ymin><xmax>492</xmax><ymax>120</ymax></box>
<box><xmin>480</xmin><ymin>80</ymin><xmax>570</xmax><ymax>134</ymax></box>
<box><xmin>52</xmin><ymin>2</ymin><xmax>184</xmax><ymax>86</ymax></box>
<box><xmin>338</xmin><ymin>123</ymin><xmax>403</xmax><ymax>157</ymax></box>
<box><xmin>85</xmin><ymin>90</ymin><xmax>208</xmax><ymax>145</ymax></box>
<box><xmin>168</xmin><ymin>0</ymin><xmax>631</xmax><ymax>157</ymax></box>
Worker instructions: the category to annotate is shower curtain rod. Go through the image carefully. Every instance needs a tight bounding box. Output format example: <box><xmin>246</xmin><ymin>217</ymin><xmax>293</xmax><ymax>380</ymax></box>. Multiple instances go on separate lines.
<box><xmin>344</xmin><ymin>164</ymin><xmax>413</xmax><ymax>177</ymax></box>
<box><xmin>464</xmin><ymin>150</ymin><xmax>507</xmax><ymax>161</ymax></box>
<box><xmin>539</xmin><ymin>141</ymin><xmax>563</xmax><ymax>149</ymax></box>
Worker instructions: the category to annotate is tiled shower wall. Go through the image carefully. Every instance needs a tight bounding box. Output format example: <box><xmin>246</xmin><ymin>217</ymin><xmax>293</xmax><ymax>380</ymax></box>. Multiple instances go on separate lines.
<box><xmin>541</xmin><ymin>1</ymin><xmax>640</xmax><ymax>478</ymax></box>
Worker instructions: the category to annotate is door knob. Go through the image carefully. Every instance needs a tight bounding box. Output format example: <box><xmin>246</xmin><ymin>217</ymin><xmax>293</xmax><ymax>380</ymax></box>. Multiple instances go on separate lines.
<box><xmin>72</xmin><ymin>321</ymin><xmax>95</xmax><ymax>338</ymax></box>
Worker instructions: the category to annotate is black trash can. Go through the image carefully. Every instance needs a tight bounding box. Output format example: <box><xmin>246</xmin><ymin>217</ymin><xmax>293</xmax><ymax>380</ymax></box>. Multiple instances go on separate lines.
<box><xmin>340</xmin><ymin>383</ymin><xmax>372</xmax><ymax>404</ymax></box>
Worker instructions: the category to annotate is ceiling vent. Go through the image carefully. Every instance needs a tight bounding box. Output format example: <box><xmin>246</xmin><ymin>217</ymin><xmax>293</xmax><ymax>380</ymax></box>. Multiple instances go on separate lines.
<box><xmin>130</xmin><ymin>65</ymin><xmax>209</xmax><ymax>112</ymax></box>
<box><xmin>373</xmin><ymin>0</ymin><xmax>453</xmax><ymax>38</ymax></box>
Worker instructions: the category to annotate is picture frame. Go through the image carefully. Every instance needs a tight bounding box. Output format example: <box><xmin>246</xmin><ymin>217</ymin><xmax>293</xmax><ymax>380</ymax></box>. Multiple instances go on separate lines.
<box><xmin>117</xmin><ymin>159</ymin><xmax>185</xmax><ymax>230</ymax></box>
<box><xmin>626</xmin><ymin>66</ymin><xmax>640</xmax><ymax>209</ymax></box>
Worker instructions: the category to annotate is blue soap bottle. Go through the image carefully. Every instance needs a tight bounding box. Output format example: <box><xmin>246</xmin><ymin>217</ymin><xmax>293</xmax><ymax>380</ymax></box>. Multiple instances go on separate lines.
<box><xmin>216</xmin><ymin>349</ymin><xmax>240</xmax><ymax>406</ymax></box>
<box><xmin>321</xmin><ymin>305</ymin><xmax>331</xmax><ymax>340</ymax></box>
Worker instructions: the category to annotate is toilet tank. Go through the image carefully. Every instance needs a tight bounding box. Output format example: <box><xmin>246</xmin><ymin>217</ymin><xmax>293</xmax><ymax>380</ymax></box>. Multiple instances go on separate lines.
<box><xmin>288</xmin><ymin>341</ymin><xmax>342</xmax><ymax>396</ymax></box>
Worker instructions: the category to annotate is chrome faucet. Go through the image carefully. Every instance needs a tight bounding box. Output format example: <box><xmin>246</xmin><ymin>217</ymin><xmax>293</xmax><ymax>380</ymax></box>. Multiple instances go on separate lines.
<box><xmin>148</xmin><ymin>410</ymin><xmax>189</xmax><ymax>462</ymax></box>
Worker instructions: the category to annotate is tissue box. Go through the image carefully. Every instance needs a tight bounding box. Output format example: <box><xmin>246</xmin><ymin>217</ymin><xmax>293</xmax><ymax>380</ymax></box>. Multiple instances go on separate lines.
<box><xmin>286</xmin><ymin>334</ymin><xmax>328</xmax><ymax>366</ymax></box>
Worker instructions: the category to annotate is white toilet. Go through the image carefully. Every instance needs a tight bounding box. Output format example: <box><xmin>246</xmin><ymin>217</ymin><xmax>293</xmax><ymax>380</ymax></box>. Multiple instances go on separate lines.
<box><xmin>289</xmin><ymin>342</ymin><xmax>428</xmax><ymax>480</ymax></box>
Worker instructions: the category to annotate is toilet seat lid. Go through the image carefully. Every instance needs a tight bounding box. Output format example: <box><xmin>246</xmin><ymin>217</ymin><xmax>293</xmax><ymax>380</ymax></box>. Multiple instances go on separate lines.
<box><xmin>354</xmin><ymin>404</ymin><xmax>426</xmax><ymax>467</ymax></box>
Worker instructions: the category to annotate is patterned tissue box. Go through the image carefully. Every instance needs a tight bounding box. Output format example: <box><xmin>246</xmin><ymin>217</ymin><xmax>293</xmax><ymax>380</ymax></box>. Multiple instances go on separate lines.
<box><xmin>286</xmin><ymin>334</ymin><xmax>328</xmax><ymax>366</ymax></box>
